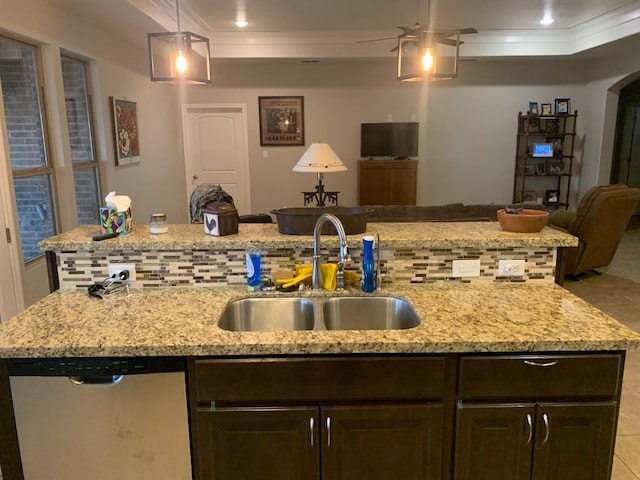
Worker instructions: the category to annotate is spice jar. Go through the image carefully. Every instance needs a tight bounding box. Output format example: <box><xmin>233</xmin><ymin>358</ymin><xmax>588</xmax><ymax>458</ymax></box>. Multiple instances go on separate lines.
<box><xmin>149</xmin><ymin>213</ymin><xmax>168</xmax><ymax>234</ymax></box>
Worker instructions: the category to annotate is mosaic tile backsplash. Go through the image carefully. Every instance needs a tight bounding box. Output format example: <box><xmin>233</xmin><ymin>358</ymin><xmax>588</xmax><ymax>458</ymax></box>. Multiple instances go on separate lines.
<box><xmin>56</xmin><ymin>246</ymin><xmax>556</xmax><ymax>289</ymax></box>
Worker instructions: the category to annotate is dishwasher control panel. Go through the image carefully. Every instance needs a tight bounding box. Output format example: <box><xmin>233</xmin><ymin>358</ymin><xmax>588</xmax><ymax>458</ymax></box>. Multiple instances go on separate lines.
<box><xmin>7</xmin><ymin>357</ymin><xmax>184</xmax><ymax>376</ymax></box>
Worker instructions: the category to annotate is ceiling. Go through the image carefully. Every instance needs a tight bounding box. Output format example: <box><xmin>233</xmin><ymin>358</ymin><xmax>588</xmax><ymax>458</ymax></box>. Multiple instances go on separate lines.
<box><xmin>49</xmin><ymin>0</ymin><xmax>640</xmax><ymax>60</ymax></box>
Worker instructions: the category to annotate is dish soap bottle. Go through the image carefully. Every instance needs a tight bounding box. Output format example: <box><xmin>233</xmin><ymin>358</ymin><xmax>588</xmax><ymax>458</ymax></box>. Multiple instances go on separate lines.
<box><xmin>361</xmin><ymin>235</ymin><xmax>376</xmax><ymax>293</ymax></box>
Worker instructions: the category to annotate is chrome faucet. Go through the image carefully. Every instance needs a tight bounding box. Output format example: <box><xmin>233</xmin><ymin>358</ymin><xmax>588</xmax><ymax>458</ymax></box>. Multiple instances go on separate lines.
<box><xmin>312</xmin><ymin>213</ymin><xmax>350</xmax><ymax>291</ymax></box>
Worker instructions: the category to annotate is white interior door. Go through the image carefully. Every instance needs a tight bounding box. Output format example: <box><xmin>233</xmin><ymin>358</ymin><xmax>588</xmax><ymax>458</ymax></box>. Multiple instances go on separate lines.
<box><xmin>182</xmin><ymin>104</ymin><xmax>251</xmax><ymax>215</ymax></box>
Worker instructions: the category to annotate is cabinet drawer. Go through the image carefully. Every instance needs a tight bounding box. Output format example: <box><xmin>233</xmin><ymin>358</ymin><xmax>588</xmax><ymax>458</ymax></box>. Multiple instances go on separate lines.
<box><xmin>191</xmin><ymin>356</ymin><xmax>446</xmax><ymax>404</ymax></box>
<box><xmin>458</xmin><ymin>353</ymin><xmax>623</xmax><ymax>400</ymax></box>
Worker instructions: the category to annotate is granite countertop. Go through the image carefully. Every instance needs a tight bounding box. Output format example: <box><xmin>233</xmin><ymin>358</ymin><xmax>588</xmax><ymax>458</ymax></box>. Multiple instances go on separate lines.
<box><xmin>38</xmin><ymin>223</ymin><xmax>578</xmax><ymax>251</ymax></box>
<box><xmin>1</xmin><ymin>283</ymin><xmax>638</xmax><ymax>358</ymax></box>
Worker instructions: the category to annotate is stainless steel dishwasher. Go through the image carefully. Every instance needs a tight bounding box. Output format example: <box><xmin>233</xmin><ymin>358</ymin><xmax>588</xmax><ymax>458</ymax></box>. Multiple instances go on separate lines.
<box><xmin>7</xmin><ymin>357</ymin><xmax>192</xmax><ymax>480</ymax></box>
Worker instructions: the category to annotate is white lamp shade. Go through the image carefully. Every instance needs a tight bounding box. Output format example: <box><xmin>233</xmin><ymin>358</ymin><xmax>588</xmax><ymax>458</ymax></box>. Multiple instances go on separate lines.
<box><xmin>292</xmin><ymin>142</ymin><xmax>347</xmax><ymax>173</ymax></box>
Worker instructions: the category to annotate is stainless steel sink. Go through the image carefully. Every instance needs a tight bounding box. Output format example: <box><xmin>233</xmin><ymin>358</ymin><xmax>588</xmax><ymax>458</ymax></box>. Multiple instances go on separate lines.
<box><xmin>218</xmin><ymin>297</ymin><xmax>315</xmax><ymax>332</ymax></box>
<box><xmin>322</xmin><ymin>296</ymin><xmax>421</xmax><ymax>330</ymax></box>
<box><xmin>219</xmin><ymin>295</ymin><xmax>421</xmax><ymax>332</ymax></box>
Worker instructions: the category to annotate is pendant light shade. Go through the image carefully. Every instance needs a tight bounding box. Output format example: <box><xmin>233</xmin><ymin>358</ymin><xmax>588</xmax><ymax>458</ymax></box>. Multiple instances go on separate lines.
<box><xmin>147</xmin><ymin>1</ymin><xmax>211</xmax><ymax>84</ymax></box>
<box><xmin>397</xmin><ymin>29</ymin><xmax>460</xmax><ymax>81</ymax></box>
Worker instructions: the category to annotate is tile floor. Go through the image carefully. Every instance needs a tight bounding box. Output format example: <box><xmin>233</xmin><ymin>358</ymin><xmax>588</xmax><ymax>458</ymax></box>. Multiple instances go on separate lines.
<box><xmin>563</xmin><ymin>228</ymin><xmax>640</xmax><ymax>479</ymax></box>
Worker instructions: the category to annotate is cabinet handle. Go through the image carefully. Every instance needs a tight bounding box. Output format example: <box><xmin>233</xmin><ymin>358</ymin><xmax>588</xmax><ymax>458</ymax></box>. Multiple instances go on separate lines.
<box><xmin>524</xmin><ymin>360</ymin><xmax>558</xmax><ymax>367</ymax></box>
<box><xmin>326</xmin><ymin>416</ymin><xmax>331</xmax><ymax>447</ymax></box>
<box><xmin>309</xmin><ymin>418</ymin><xmax>314</xmax><ymax>446</ymax></box>
<box><xmin>541</xmin><ymin>413</ymin><xmax>550</xmax><ymax>444</ymax></box>
<box><xmin>525</xmin><ymin>413</ymin><xmax>533</xmax><ymax>444</ymax></box>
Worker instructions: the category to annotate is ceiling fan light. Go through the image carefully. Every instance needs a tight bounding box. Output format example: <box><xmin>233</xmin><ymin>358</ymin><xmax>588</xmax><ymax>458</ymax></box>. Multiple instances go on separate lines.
<box><xmin>397</xmin><ymin>30</ymin><xmax>459</xmax><ymax>81</ymax></box>
<box><xmin>421</xmin><ymin>47</ymin><xmax>436</xmax><ymax>72</ymax></box>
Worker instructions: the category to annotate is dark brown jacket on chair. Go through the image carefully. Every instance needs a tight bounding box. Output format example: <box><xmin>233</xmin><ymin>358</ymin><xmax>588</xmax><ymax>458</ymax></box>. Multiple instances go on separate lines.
<box><xmin>549</xmin><ymin>184</ymin><xmax>640</xmax><ymax>277</ymax></box>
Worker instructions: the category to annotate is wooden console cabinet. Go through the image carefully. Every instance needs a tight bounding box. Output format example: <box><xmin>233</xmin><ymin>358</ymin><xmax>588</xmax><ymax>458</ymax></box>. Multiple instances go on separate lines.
<box><xmin>358</xmin><ymin>159</ymin><xmax>418</xmax><ymax>205</ymax></box>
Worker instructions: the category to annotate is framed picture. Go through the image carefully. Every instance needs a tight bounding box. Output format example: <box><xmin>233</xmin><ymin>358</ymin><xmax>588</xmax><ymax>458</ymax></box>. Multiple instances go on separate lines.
<box><xmin>541</xmin><ymin>103</ymin><xmax>552</xmax><ymax>115</ymax></box>
<box><xmin>546</xmin><ymin>160</ymin><xmax>564</xmax><ymax>174</ymax></box>
<box><xmin>528</xmin><ymin>102</ymin><xmax>539</xmax><ymax>115</ymax></box>
<box><xmin>258</xmin><ymin>96</ymin><xmax>305</xmax><ymax>146</ymax></box>
<box><xmin>110</xmin><ymin>97</ymin><xmax>140</xmax><ymax>165</ymax></box>
<box><xmin>522</xmin><ymin>190</ymin><xmax>537</xmax><ymax>203</ymax></box>
<box><xmin>546</xmin><ymin>189</ymin><xmax>560</xmax><ymax>204</ymax></box>
<box><xmin>540</xmin><ymin>117</ymin><xmax>559</xmax><ymax>133</ymax></box>
<box><xmin>555</xmin><ymin>98</ymin><xmax>570</xmax><ymax>115</ymax></box>
<box><xmin>524</xmin><ymin>163</ymin><xmax>535</xmax><ymax>174</ymax></box>
<box><xmin>536</xmin><ymin>162</ymin><xmax>546</xmax><ymax>175</ymax></box>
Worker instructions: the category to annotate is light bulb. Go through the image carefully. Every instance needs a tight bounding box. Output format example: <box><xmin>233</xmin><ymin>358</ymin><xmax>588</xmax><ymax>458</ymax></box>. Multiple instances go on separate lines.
<box><xmin>421</xmin><ymin>48</ymin><xmax>435</xmax><ymax>72</ymax></box>
<box><xmin>175</xmin><ymin>50</ymin><xmax>188</xmax><ymax>75</ymax></box>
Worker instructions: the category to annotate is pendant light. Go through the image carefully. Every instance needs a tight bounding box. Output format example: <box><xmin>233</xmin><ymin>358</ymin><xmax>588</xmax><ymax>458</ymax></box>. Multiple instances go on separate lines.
<box><xmin>147</xmin><ymin>0</ymin><xmax>211</xmax><ymax>84</ymax></box>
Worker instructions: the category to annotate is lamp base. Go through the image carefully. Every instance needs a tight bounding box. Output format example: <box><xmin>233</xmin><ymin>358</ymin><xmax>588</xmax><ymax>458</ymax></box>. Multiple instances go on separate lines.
<box><xmin>302</xmin><ymin>177</ymin><xmax>339</xmax><ymax>207</ymax></box>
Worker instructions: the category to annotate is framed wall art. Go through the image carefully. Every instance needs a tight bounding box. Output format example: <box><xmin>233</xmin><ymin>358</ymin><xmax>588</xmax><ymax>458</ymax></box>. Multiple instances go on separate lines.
<box><xmin>258</xmin><ymin>96</ymin><xmax>305</xmax><ymax>146</ymax></box>
<box><xmin>110</xmin><ymin>97</ymin><xmax>140</xmax><ymax>165</ymax></box>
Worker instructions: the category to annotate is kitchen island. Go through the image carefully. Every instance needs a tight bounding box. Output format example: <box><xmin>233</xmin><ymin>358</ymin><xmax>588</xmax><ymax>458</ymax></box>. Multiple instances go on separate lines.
<box><xmin>1</xmin><ymin>222</ymin><xmax>638</xmax><ymax>480</ymax></box>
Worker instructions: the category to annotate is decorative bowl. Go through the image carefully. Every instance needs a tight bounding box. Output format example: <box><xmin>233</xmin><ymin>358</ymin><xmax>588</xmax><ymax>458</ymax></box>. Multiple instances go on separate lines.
<box><xmin>497</xmin><ymin>208</ymin><xmax>549</xmax><ymax>233</ymax></box>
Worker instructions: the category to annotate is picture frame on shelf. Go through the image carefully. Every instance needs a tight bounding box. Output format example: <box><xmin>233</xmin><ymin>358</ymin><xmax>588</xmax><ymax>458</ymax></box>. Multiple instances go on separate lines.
<box><xmin>258</xmin><ymin>96</ymin><xmax>305</xmax><ymax>146</ymax></box>
<box><xmin>524</xmin><ymin>163</ymin><xmax>535</xmax><ymax>174</ymax></box>
<box><xmin>522</xmin><ymin>190</ymin><xmax>537</xmax><ymax>203</ymax></box>
<box><xmin>525</xmin><ymin>116</ymin><xmax>539</xmax><ymax>133</ymax></box>
<box><xmin>546</xmin><ymin>160</ymin><xmax>564</xmax><ymax>174</ymax></box>
<box><xmin>528</xmin><ymin>102</ymin><xmax>539</xmax><ymax>115</ymax></box>
<box><xmin>536</xmin><ymin>162</ymin><xmax>546</xmax><ymax>175</ymax></box>
<box><xmin>546</xmin><ymin>189</ymin><xmax>560</xmax><ymax>204</ymax></box>
<box><xmin>541</xmin><ymin>103</ymin><xmax>552</xmax><ymax>115</ymax></box>
<box><xmin>540</xmin><ymin>117</ymin><xmax>559</xmax><ymax>133</ymax></box>
<box><xmin>555</xmin><ymin>98</ymin><xmax>570</xmax><ymax>115</ymax></box>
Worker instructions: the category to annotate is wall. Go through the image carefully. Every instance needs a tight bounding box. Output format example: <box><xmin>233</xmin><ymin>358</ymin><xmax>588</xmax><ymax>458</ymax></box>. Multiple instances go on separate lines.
<box><xmin>184</xmin><ymin>58</ymin><xmax>588</xmax><ymax>214</ymax></box>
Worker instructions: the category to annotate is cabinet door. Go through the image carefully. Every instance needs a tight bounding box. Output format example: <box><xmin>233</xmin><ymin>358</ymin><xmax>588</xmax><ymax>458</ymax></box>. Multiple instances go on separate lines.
<box><xmin>531</xmin><ymin>402</ymin><xmax>617</xmax><ymax>480</ymax></box>
<box><xmin>322</xmin><ymin>404</ymin><xmax>443</xmax><ymax>480</ymax></box>
<box><xmin>454</xmin><ymin>403</ymin><xmax>536</xmax><ymax>480</ymax></box>
<box><xmin>195</xmin><ymin>407</ymin><xmax>320</xmax><ymax>480</ymax></box>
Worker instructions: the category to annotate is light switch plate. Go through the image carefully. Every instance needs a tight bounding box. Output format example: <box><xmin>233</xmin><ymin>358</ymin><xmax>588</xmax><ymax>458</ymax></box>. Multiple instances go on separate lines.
<box><xmin>498</xmin><ymin>259</ymin><xmax>526</xmax><ymax>276</ymax></box>
<box><xmin>452</xmin><ymin>259</ymin><xmax>480</xmax><ymax>277</ymax></box>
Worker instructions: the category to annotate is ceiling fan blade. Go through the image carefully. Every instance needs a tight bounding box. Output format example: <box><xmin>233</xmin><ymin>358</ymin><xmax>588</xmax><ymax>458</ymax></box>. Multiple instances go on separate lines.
<box><xmin>356</xmin><ymin>36</ymin><xmax>398</xmax><ymax>44</ymax></box>
<box><xmin>438</xmin><ymin>38</ymin><xmax>463</xmax><ymax>47</ymax></box>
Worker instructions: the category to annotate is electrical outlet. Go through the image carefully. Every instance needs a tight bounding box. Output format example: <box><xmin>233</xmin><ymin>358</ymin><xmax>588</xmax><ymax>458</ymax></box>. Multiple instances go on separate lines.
<box><xmin>452</xmin><ymin>259</ymin><xmax>480</xmax><ymax>277</ymax></box>
<box><xmin>498</xmin><ymin>259</ymin><xmax>526</xmax><ymax>277</ymax></box>
<box><xmin>108</xmin><ymin>264</ymin><xmax>136</xmax><ymax>283</ymax></box>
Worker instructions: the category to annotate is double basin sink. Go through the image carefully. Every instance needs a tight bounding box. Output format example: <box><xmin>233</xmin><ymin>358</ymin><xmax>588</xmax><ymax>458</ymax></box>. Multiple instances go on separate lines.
<box><xmin>219</xmin><ymin>296</ymin><xmax>421</xmax><ymax>332</ymax></box>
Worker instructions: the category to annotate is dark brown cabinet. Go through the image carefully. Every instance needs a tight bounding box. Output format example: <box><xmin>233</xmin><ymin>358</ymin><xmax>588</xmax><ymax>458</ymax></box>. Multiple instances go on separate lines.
<box><xmin>358</xmin><ymin>159</ymin><xmax>418</xmax><ymax>205</ymax></box>
<box><xmin>454</xmin><ymin>353</ymin><xmax>622</xmax><ymax>480</ymax></box>
<box><xmin>513</xmin><ymin>111</ymin><xmax>577</xmax><ymax>209</ymax></box>
<box><xmin>188</xmin><ymin>356</ymin><xmax>446</xmax><ymax>480</ymax></box>
<box><xmin>455</xmin><ymin>402</ymin><xmax>617</xmax><ymax>480</ymax></box>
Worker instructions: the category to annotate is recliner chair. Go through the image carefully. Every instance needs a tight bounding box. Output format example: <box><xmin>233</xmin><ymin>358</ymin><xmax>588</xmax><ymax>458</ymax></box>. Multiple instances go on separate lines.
<box><xmin>549</xmin><ymin>184</ymin><xmax>640</xmax><ymax>279</ymax></box>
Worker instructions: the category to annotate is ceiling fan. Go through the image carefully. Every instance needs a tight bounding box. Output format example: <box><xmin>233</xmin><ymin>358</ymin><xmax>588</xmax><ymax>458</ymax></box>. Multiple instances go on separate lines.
<box><xmin>357</xmin><ymin>0</ymin><xmax>478</xmax><ymax>80</ymax></box>
<box><xmin>358</xmin><ymin>24</ymin><xmax>478</xmax><ymax>52</ymax></box>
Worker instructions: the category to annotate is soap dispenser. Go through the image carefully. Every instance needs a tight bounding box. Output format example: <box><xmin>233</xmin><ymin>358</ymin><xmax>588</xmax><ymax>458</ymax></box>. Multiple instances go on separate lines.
<box><xmin>361</xmin><ymin>235</ymin><xmax>376</xmax><ymax>293</ymax></box>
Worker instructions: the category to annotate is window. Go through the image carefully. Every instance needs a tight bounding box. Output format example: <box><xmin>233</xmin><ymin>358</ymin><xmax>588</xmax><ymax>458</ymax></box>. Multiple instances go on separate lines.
<box><xmin>61</xmin><ymin>54</ymin><xmax>101</xmax><ymax>225</ymax></box>
<box><xmin>0</xmin><ymin>36</ymin><xmax>58</xmax><ymax>262</ymax></box>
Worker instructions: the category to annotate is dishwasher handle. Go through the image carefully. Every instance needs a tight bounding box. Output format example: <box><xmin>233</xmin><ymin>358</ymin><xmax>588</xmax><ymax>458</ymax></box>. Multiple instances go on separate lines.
<box><xmin>69</xmin><ymin>375</ymin><xmax>124</xmax><ymax>386</ymax></box>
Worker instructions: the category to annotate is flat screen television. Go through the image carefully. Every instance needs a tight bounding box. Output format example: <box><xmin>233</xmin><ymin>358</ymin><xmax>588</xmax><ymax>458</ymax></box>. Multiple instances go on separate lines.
<box><xmin>361</xmin><ymin>122</ymin><xmax>419</xmax><ymax>158</ymax></box>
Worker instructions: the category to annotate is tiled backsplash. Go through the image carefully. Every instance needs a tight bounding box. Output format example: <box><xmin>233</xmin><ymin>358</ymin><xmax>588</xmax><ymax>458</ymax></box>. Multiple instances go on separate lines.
<box><xmin>56</xmin><ymin>246</ymin><xmax>556</xmax><ymax>289</ymax></box>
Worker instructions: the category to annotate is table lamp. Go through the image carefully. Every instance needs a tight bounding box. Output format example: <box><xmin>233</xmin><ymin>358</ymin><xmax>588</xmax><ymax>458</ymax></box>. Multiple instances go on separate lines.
<box><xmin>292</xmin><ymin>142</ymin><xmax>347</xmax><ymax>207</ymax></box>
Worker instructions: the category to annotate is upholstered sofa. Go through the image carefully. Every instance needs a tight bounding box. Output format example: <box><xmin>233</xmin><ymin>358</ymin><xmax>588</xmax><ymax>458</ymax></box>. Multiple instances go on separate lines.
<box><xmin>365</xmin><ymin>203</ymin><xmax>546</xmax><ymax>222</ymax></box>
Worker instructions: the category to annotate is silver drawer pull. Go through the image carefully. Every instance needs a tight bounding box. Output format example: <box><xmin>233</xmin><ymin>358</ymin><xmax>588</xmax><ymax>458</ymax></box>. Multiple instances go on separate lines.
<box><xmin>541</xmin><ymin>413</ymin><xmax>550</xmax><ymax>444</ymax></box>
<box><xmin>524</xmin><ymin>360</ymin><xmax>558</xmax><ymax>367</ymax></box>
<box><xmin>326</xmin><ymin>416</ymin><xmax>331</xmax><ymax>446</ymax></box>
<box><xmin>309</xmin><ymin>418</ymin><xmax>314</xmax><ymax>446</ymax></box>
<box><xmin>525</xmin><ymin>413</ymin><xmax>533</xmax><ymax>444</ymax></box>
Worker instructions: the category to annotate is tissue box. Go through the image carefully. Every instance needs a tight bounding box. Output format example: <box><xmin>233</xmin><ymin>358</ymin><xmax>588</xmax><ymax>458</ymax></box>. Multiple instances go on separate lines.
<box><xmin>100</xmin><ymin>207</ymin><xmax>133</xmax><ymax>235</ymax></box>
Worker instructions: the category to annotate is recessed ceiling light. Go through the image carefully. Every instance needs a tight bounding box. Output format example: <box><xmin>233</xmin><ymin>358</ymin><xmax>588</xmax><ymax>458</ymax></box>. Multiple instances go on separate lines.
<box><xmin>540</xmin><ymin>15</ymin><xmax>554</xmax><ymax>25</ymax></box>
<box><xmin>235</xmin><ymin>20</ymin><xmax>249</xmax><ymax>28</ymax></box>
